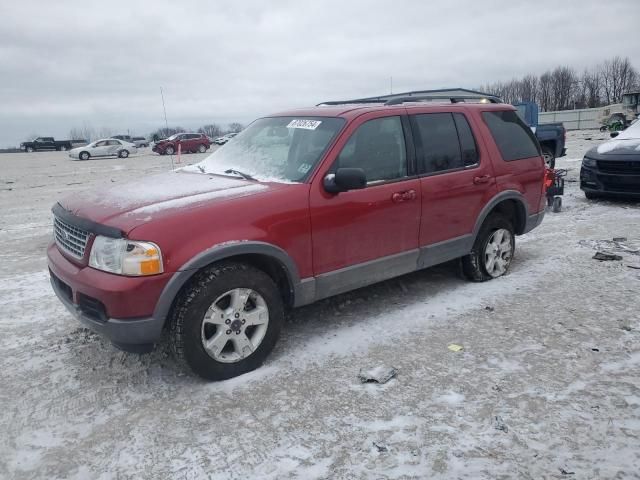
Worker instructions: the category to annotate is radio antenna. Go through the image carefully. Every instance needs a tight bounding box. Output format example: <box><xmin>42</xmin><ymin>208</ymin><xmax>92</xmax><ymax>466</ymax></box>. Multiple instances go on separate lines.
<box><xmin>160</xmin><ymin>86</ymin><xmax>174</xmax><ymax>169</ymax></box>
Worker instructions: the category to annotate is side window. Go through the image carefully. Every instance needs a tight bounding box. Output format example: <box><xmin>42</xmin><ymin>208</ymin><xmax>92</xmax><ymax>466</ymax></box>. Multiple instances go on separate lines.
<box><xmin>413</xmin><ymin>113</ymin><xmax>462</xmax><ymax>174</ymax></box>
<box><xmin>453</xmin><ymin>113</ymin><xmax>479</xmax><ymax>166</ymax></box>
<box><xmin>335</xmin><ymin>116</ymin><xmax>407</xmax><ymax>183</ymax></box>
<box><xmin>482</xmin><ymin>110</ymin><xmax>540</xmax><ymax>161</ymax></box>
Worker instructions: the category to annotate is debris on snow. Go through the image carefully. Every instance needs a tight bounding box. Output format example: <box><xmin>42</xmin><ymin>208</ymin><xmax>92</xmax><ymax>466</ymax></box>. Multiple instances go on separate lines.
<box><xmin>559</xmin><ymin>467</ymin><xmax>576</xmax><ymax>475</ymax></box>
<box><xmin>493</xmin><ymin>415</ymin><xmax>508</xmax><ymax>433</ymax></box>
<box><xmin>613</xmin><ymin>237</ymin><xmax>627</xmax><ymax>242</ymax></box>
<box><xmin>372</xmin><ymin>441</ymin><xmax>388</xmax><ymax>453</ymax></box>
<box><xmin>485</xmin><ymin>306</ymin><xmax>495</xmax><ymax>312</ymax></box>
<box><xmin>592</xmin><ymin>252</ymin><xmax>622</xmax><ymax>261</ymax></box>
<box><xmin>448</xmin><ymin>344</ymin><xmax>464</xmax><ymax>352</ymax></box>
<box><xmin>358</xmin><ymin>366</ymin><xmax>397</xmax><ymax>384</ymax></box>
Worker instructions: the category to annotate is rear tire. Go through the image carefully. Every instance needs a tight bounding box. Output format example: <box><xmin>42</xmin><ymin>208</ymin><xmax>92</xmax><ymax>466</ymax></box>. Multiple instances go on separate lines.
<box><xmin>58</xmin><ymin>145</ymin><xmax>67</xmax><ymax>151</ymax></box>
<box><xmin>198</xmin><ymin>144</ymin><xmax>207</xmax><ymax>153</ymax></box>
<box><xmin>461</xmin><ymin>214</ymin><xmax>515</xmax><ymax>282</ymax></box>
<box><xmin>170</xmin><ymin>262</ymin><xmax>284</xmax><ymax>381</ymax></box>
<box><xmin>552</xmin><ymin>196</ymin><xmax>562</xmax><ymax>213</ymax></box>
<box><xmin>119</xmin><ymin>149</ymin><xmax>129</xmax><ymax>158</ymax></box>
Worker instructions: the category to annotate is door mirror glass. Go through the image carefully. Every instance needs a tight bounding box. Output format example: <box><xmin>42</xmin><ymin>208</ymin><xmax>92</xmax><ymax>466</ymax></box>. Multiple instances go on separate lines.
<box><xmin>324</xmin><ymin>168</ymin><xmax>366</xmax><ymax>193</ymax></box>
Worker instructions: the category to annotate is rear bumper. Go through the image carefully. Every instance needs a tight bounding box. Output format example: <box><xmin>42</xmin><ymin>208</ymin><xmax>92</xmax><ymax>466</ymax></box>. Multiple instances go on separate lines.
<box><xmin>47</xmin><ymin>242</ymin><xmax>171</xmax><ymax>348</ymax></box>
<box><xmin>523</xmin><ymin>210</ymin><xmax>545</xmax><ymax>233</ymax></box>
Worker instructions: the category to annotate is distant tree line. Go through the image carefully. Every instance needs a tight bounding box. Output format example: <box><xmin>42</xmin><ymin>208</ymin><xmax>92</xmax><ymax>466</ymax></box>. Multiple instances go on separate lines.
<box><xmin>478</xmin><ymin>56</ymin><xmax>639</xmax><ymax>111</ymax></box>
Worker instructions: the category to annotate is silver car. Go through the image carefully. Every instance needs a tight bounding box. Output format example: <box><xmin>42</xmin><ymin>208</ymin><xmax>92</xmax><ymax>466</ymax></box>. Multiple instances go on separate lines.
<box><xmin>69</xmin><ymin>139</ymin><xmax>137</xmax><ymax>160</ymax></box>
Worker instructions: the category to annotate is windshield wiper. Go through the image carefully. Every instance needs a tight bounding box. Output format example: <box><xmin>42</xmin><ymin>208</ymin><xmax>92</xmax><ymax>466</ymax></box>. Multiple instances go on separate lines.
<box><xmin>224</xmin><ymin>169</ymin><xmax>255</xmax><ymax>181</ymax></box>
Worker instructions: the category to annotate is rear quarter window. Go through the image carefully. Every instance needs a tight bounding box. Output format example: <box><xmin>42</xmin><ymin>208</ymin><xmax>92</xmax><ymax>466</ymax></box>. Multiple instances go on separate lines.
<box><xmin>482</xmin><ymin>110</ymin><xmax>540</xmax><ymax>161</ymax></box>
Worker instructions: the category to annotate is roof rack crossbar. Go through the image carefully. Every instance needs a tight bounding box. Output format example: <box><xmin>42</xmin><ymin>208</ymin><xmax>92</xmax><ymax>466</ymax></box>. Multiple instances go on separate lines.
<box><xmin>384</xmin><ymin>94</ymin><xmax>501</xmax><ymax>105</ymax></box>
<box><xmin>316</xmin><ymin>99</ymin><xmax>387</xmax><ymax>106</ymax></box>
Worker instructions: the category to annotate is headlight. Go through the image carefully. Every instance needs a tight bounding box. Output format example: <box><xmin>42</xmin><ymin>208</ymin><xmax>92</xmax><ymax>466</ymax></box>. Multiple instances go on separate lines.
<box><xmin>582</xmin><ymin>157</ymin><xmax>597</xmax><ymax>168</ymax></box>
<box><xmin>89</xmin><ymin>236</ymin><xmax>163</xmax><ymax>276</ymax></box>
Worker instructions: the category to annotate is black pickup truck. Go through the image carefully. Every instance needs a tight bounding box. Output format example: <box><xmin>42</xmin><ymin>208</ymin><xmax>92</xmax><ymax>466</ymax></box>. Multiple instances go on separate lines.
<box><xmin>20</xmin><ymin>137</ymin><xmax>74</xmax><ymax>152</ymax></box>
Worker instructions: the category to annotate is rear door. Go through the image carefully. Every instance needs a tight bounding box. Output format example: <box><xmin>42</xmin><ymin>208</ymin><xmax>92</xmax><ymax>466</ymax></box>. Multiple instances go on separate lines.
<box><xmin>309</xmin><ymin>113</ymin><xmax>422</xmax><ymax>296</ymax></box>
<box><xmin>411</xmin><ymin>111</ymin><xmax>497</xmax><ymax>255</ymax></box>
<box><xmin>106</xmin><ymin>140</ymin><xmax>122</xmax><ymax>156</ymax></box>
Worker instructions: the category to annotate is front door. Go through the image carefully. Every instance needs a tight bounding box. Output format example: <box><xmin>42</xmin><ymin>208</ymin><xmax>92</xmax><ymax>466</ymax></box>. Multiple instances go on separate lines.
<box><xmin>309</xmin><ymin>113</ymin><xmax>421</xmax><ymax>298</ymax></box>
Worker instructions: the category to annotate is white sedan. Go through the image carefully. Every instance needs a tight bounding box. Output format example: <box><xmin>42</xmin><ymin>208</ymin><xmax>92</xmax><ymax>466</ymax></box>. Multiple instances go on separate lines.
<box><xmin>69</xmin><ymin>139</ymin><xmax>137</xmax><ymax>160</ymax></box>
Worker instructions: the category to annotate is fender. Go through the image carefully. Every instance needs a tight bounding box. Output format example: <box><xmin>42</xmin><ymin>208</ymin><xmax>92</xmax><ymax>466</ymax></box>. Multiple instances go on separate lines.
<box><xmin>152</xmin><ymin>241</ymin><xmax>307</xmax><ymax>323</ymax></box>
<box><xmin>472</xmin><ymin>190</ymin><xmax>529</xmax><ymax>239</ymax></box>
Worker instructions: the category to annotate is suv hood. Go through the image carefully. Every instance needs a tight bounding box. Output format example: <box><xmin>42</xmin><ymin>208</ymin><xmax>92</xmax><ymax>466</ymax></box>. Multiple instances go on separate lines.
<box><xmin>591</xmin><ymin>137</ymin><xmax>640</xmax><ymax>158</ymax></box>
<box><xmin>58</xmin><ymin>170</ymin><xmax>274</xmax><ymax>233</ymax></box>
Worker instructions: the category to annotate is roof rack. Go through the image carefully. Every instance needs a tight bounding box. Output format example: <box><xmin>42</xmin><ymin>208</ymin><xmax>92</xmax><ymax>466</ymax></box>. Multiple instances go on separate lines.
<box><xmin>317</xmin><ymin>89</ymin><xmax>502</xmax><ymax>107</ymax></box>
<box><xmin>384</xmin><ymin>94</ymin><xmax>501</xmax><ymax>105</ymax></box>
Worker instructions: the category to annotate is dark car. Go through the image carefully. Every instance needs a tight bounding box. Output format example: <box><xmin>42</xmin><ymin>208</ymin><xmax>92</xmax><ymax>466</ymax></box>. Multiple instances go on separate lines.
<box><xmin>20</xmin><ymin>137</ymin><xmax>74</xmax><ymax>152</ymax></box>
<box><xmin>152</xmin><ymin>133</ymin><xmax>211</xmax><ymax>155</ymax></box>
<box><xmin>581</xmin><ymin>121</ymin><xmax>640</xmax><ymax>199</ymax></box>
<box><xmin>48</xmin><ymin>96</ymin><xmax>545</xmax><ymax>380</ymax></box>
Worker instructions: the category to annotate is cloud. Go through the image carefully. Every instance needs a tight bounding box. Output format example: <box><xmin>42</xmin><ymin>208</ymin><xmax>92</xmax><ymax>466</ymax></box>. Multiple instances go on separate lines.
<box><xmin>1</xmin><ymin>0</ymin><xmax>639</xmax><ymax>145</ymax></box>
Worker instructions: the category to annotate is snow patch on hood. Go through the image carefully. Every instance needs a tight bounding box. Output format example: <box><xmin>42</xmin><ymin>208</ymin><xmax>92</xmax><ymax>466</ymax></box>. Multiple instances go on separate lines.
<box><xmin>127</xmin><ymin>184</ymin><xmax>267</xmax><ymax>215</ymax></box>
<box><xmin>596</xmin><ymin>138</ymin><xmax>640</xmax><ymax>154</ymax></box>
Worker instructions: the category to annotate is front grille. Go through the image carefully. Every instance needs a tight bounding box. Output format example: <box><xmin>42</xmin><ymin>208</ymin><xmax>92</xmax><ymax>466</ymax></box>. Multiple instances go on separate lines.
<box><xmin>597</xmin><ymin>160</ymin><xmax>640</xmax><ymax>174</ymax></box>
<box><xmin>54</xmin><ymin>216</ymin><xmax>89</xmax><ymax>259</ymax></box>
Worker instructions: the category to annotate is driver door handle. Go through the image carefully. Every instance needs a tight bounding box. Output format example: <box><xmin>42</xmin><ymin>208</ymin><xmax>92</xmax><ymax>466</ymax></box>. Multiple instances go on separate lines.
<box><xmin>473</xmin><ymin>175</ymin><xmax>491</xmax><ymax>185</ymax></box>
<box><xmin>392</xmin><ymin>189</ymin><xmax>417</xmax><ymax>203</ymax></box>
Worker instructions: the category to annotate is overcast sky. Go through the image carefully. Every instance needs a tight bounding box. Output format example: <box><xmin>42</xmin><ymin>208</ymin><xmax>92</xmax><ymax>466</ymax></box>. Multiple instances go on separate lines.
<box><xmin>1</xmin><ymin>0</ymin><xmax>639</xmax><ymax>147</ymax></box>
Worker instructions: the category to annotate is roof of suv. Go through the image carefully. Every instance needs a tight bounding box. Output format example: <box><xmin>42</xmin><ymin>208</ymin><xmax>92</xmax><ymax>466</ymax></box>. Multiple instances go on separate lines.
<box><xmin>271</xmin><ymin>102</ymin><xmax>515</xmax><ymax>120</ymax></box>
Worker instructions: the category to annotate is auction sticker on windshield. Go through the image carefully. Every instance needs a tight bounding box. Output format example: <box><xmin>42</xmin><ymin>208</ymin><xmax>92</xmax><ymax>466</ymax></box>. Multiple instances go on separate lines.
<box><xmin>287</xmin><ymin>119</ymin><xmax>322</xmax><ymax>130</ymax></box>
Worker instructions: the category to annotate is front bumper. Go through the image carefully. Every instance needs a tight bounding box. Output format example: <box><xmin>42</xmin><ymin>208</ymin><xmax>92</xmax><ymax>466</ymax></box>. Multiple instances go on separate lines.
<box><xmin>580</xmin><ymin>165</ymin><xmax>640</xmax><ymax>198</ymax></box>
<box><xmin>47</xmin><ymin>242</ymin><xmax>171</xmax><ymax>350</ymax></box>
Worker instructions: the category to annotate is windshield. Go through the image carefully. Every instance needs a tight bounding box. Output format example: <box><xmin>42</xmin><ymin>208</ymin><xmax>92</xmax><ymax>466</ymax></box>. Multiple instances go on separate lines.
<box><xmin>166</xmin><ymin>134</ymin><xmax>180</xmax><ymax>141</ymax></box>
<box><xmin>186</xmin><ymin>116</ymin><xmax>345</xmax><ymax>183</ymax></box>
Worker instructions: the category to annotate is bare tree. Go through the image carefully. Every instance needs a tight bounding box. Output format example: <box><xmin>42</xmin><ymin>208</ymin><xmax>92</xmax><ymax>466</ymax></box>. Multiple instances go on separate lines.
<box><xmin>198</xmin><ymin>124</ymin><xmax>223</xmax><ymax>138</ymax></box>
<box><xmin>519</xmin><ymin>74</ymin><xmax>538</xmax><ymax>103</ymax></box>
<box><xmin>550</xmin><ymin>66</ymin><xmax>578</xmax><ymax>110</ymax></box>
<box><xmin>227</xmin><ymin>123</ymin><xmax>244</xmax><ymax>133</ymax></box>
<box><xmin>601</xmin><ymin>56</ymin><xmax>638</xmax><ymax>104</ymax></box>
<box><xmin>538</xmin><ymin>71</ymin><xmax>553</xmax><ymax>111</ymax></box>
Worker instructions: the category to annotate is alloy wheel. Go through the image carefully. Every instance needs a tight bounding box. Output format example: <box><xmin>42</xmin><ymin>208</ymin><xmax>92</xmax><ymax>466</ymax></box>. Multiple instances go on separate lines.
<box><xmin>201</xmin><ymin>288</ymin><xmax>269</xmax><ymax>363</ymax></box>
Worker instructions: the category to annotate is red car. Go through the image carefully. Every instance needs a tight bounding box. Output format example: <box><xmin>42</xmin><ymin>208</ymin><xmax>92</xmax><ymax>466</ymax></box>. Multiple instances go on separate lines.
<box><xmin>152</xmin><ymin>132</ymin><xmax>210</xmax><ymax>155</ymax></box>
<box><xmin>48</xmin><ymin>96</ymin><xmax>546</xmax><ymax>380</ymax></box>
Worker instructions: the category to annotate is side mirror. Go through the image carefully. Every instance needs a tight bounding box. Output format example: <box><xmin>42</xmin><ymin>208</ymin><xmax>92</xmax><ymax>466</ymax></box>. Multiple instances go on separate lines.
<box><xmin>324</xmin><ymin>168</ymin><xmax>366</xmax><ymax>193</ymax></box>
<box><xmin>610</xmin><ymin>131</ymin><xmax>619</xmax><ymax>138</ymax></box>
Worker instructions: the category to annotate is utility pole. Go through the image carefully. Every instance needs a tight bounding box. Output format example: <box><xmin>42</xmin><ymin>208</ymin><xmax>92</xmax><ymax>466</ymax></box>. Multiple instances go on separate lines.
<box><xmin>390</xmin><ymin>76</ymin><xmax>393</xmax><ymax>94</ymax></box>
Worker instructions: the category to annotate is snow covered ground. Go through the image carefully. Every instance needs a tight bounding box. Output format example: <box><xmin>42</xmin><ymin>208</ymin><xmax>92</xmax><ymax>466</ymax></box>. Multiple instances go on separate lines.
<box><xmin>1</xmin><ymin>134</ymin><xmax>639</xmax><ymax>479</ymax></box>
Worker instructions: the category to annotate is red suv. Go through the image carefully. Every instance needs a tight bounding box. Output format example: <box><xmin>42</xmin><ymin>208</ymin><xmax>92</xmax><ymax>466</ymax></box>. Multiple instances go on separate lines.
<box><xmin>152</xmin><ymin>133</ymin><xmax>210</xmax><ymax>155</ymax></box>
<box><xmin>48</xmin><ymin>96</ymin><xmax>546</xmax><ymax>380</ymax></box>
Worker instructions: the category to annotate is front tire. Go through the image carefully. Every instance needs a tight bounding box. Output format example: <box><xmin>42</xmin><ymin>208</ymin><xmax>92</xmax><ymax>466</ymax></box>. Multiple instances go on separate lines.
<box><xmin>79</xmin><ymin>151</ymin><xmax>90</xmax><ymax>160</ymax></box>
<box><xmin>170</xmin><ymin>262</ymin><xmax>284</xmax><ymax>381</ymax></box>
<box><xmin>584</xmin><ymin>191</ymin><xmax>599</xmax><ymax>200</ymax></box>
<box><xmin>119</xmin><ymin>149</ymin><xmax>129</xmax><ymax>158</ymax></box>
<box><xmin>461</xmin><ymin>215</ymin><xmax>515</xmax><ymax>282</ymax></box>
<box><xmin>58</xmin><ymin>145</ymin><xmax>67</xmax><ymax>151</ymax></box>
<box><xmin>165</xmin><ymin>146</ymin><xmax>175</xmax><ymax>155</ymax></box>
<box><xmin>26</xmin><ymin>146</ymin><xmax>34</xmax><ymax>152</ymax></box>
